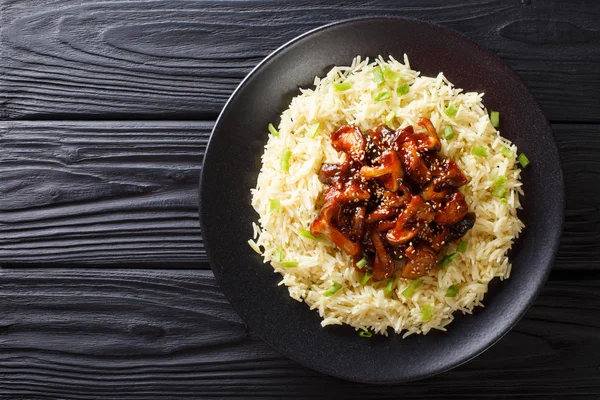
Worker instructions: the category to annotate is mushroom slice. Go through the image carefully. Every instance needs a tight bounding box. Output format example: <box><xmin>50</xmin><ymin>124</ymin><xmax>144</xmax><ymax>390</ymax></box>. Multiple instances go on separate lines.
<box><xmin>330</xmin><ymin>125</ymin><xmax>366</xmax><ymax>162</ymax></box>
<box><xmin>398</xmin><ymin>141</ymin><xmax>431</xmax><ymax>184</ymax></box>
<box><xmin>401</xmin><ymin>243</ymin><xmax>438</xmax><ymax>279</ymax></box>
<box><xmin>435</xmin><ymin>191</ymin><xmax>469</xmax><ymax>225</ymax></box>
<box><xmin>375</xmin><ymin>219</ymin><xmax>397</xmax><ymax>232</ymax></box>
<box><xmin>359</xmin><ymin>150</ymin><xmax>404</xmax><ymax>191</ymax></box>
<box><xmin>365</xmin><ymin>206</ymin><xmax>401</xmax><ymax>224</ymax></box>
<box><xmin>417</xmin><ymin>118</ymin><xmax>441</xmax><ymax>152</ymax></box>
<box><xmin>430</xmin><ymin>157</ymin><xmax>469</xmax><ymax>188</ymax></box>
<box><xmin>311</xmin><ymin>201</ymin><xmax>360</xmax><ymax>256</ymax></box>
<box><xmin>445</xmin><ymin>212</ymin><xmax>476</xmax><ymax>242</ymax></box>
<box><xmin>421</xmin><ymin>182</ymin><xmax>452</xmax><ymax>203</ymax></box>
<box><xmin>370</xmin><ymin>229</ymin><xmax>395</xmax><ymax>281</ymax></box>
<box><xmin>386</xmin><ymin>196</ymin><xmax>435</xmax><ymax>245</ymax></box>
<box><xmin>350</xmin><ymin>206</ymin><xmax>366</xmax><ymax>239</ymax></box>
<box><xmin>318</xmin><ymin>162</ymin><xmax>348</xmax><ymax>187</ymax></box>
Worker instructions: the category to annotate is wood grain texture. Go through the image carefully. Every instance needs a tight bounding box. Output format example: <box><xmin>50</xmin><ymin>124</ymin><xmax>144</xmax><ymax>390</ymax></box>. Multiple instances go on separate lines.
<box><xmin>0</xmin><ymin>268</ymin><xmax>598</xmax><ymax>399</ymax></box>
<box><xmin>1</xmin><ymin>0</ymin><xmax>600</xmax><ymax>122</ymax></box>
<box><xmin>0</xmin><ymin>121</ymin><xmax>208</xmax><ymax>265</ymax></box>
<box><xmin>555</xmin><ymin>124</ymin><xmax>600</xmax><ymax>271</ymax></box>
<box><xmin>2</xmin><ymin>121</ymin><xmax>599</xmax><ymax>269</ymax></box>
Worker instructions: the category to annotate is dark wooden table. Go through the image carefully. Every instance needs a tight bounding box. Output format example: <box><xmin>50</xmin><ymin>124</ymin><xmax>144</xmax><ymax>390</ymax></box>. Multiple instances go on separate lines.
<box><xmin>1</xmin><ymin>1</ymin><xmax>599</xmax><ymax>398</ymax></box>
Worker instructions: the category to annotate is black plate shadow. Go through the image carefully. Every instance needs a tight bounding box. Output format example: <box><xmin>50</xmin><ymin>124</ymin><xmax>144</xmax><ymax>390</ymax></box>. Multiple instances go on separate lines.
<box><xmin>199</xmin><ymin>17</ymin><xmax>564</xmax><ymax>383</ymax></box>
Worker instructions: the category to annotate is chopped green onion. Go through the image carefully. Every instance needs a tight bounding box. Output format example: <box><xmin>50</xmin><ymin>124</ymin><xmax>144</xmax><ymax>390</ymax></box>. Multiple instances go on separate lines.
<box><xmin>269</xmin><ymin>198</ymin><xmax>280</xmax><ymax>213</ymax></box>
<box><xmin>281</xmin><ymin>261</ymin><xmax>298</xmax><ymax>268</ymax></box>
<box><xmin>280</xmin><ymin>149</ymin><xmax>292</xmax><ymax>172</ymax></box>
<box><xmin>373</xmin><ymin>66</ymin><xmax>385</xmax><ymax>86</ymax></box>
<box><xmin>421</xmin><ymin>304</ymin><xmax>432</xmax><ymax>321</ymax></box>
<box><xmin>383</xmin><ymin>67</ymin><xmax>400</xmax><ymax>81</ymax></box>
<box><xmin>444</xmin><ymin>125</ymin><xmax>454</xmax><ymax>140</ymax></box>
<box><xmin>384</xmin><ymin>111</ymin><xmax>396</xmax><ymax>125</ymax></box>
<box><xmin>356</xmin><ymin>258</ymin><xmax>368</xmax><ymax>269</ymax></box>
<box><xmin>360</xmin><ymin>272</ymin><xmax>373</xmax><ymax>286</ymax></box>
<box><xmin>401</xmin><ymin>278</ymin><xmax>422</xmax><ymax>298</ymax></box>
<box><xmin>324</xmin><ymin>282</ymin><xmax>342</xmax><ymax>296</ymax></box>
<box><xmin>396</xmin><ymin>83</ymin><xmax>410</xmax><ymax>96</ymax></box>
<box><xmin>374</xmin><ymin>90</ymin><xmax>391</xmax><ymax>101</ymax></box>
<box><xmin>298</xmin><ymin>228</ymin><xmax>321</xmax><ymax>241</ymax></box>
<box><xmin>444</xmin><ymin>104</ymin><xmax>458</xmax><ymax>117</ymax></box>
<box><xmin>438</xmin><ymin>252</ymin><xmax>458</xmax><ymax>268</ymax></box>
<box><xmin>501</xmin><ymin>198</ymin><xmax>508</xmax><ymax>205</ymax></box>
<box><xmin>359</xmin><ymin>330</ymin><xmax>373</xmax><ymax>338</ymax></box>
<box><xmin>384</xmin><ymin>278</ymin><xmax>395</xmax><ymax>294</ymax></box>
<box><xmin>268</xmin><ymin>123</ymin><xmax>279</xmax><ymax>137</ymax></box>
<box><xmin>493</xmin><ymin>176</ymin><xmax>507</xmax><ymax>186</ymax></box>
<box><xmin>490</xmin><ymin>110</ymin><xmax>500</xmax><ymax>128</ymax></box>
<box><xmin>518</xmin><ymin>153</ymin><xmax>530</xmax><ymax>168</ymax></box>
<box><xmin>492</xmin><ymin>187</ymin><xmax>506</xmax><ymax>198</ymax></box>
<box><xmin>307</xmin><ymin>122</ymin><xmax>320</xmax><ymax>138</ymax></box>
<box><xmin>501</xmin><ymin>146</ymin><xmax>514</xmax><ymax>158</ymax></box>
<box><xmin>471</xmin><ymin>146</ymin><xmax>488</xmax><ymax>157</ymax></box>
<box><xmin>457</xmin><ymin>240</ymin><xmax>468</xmax><ymax>253</ymax></box>
<box><xmin>248</xmin><ymin>240</ymin><xmax>262</xmax><ymax>255</ymax></box>
<box><xmin>334</xmin><ymin>82</ymin><xmax>352</xmax><ymax>92</ymax></box>
<box><xmin>274</xmin><ymin>248</ymin><xmax>282</xmax><ymax>263</ymax></box>
<box><xmin>445</xmin><ymin>285</ymin><xmax>460</xmax><ymax>298</ymax></box>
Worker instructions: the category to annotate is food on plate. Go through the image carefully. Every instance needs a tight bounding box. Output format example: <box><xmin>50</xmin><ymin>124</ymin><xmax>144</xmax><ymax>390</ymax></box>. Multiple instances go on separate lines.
<box><xmin>249</xmin><ymin>56</ymin><xmax>525</xmax><ymax>337</ymax></box>
<box><xmin>311</xmin><ymin>120</ymin><xmax>476</xmax><ymax>282</ymax></box>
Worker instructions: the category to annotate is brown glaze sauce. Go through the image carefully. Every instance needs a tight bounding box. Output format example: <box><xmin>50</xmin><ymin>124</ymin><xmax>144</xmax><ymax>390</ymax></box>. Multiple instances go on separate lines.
<box><xmin>310</xmin><ymin>118</ymin><xmax>475</xmax><ymax>281</ymax></box>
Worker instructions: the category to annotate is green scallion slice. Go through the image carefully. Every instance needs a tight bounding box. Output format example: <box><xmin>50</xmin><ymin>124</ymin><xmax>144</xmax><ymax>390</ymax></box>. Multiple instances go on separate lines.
<box><xmin>438</xmin><ymin>252</ymin><xmax>458</xmax><ymax>268</ymax></box>
<box><xmin>401</xmin><ymin>278</ymin><xmax>422</xmax><ymax>298</ymax></box>
<box><xmin>457</xmin><ymin>240</ymin><xmax>468</xmax><ymax>253</ymax></box>
<box><xmin>274</xmin><ymin>248</ymin><xmax>283</xmax><ymax>263</ymax></box>
<box><xmin>281</xmin><ymin>149</ymin><xmax>292</xmax><ymax>173</ymax></box>
<box><xmin>518</xmin><ymin>153</ymin><xmax>530</xmax><ymax>168</ymax></box>
<box><xmin>501</xmin><ymin>198</ymin><xmax>508</xmax><ymax>205</ymax></box>
<box><xmin>421</xmin><ymin>304</ymin><xmax>432</xmax><ymax>321</ymax></box>
<box><xmin>324</xmin><ymin>282</ymin><xmax>342</xmax><ymax>296</ymax></box>
<box><xmin>444</xmin><ymin>104</ymin><xmax>458</xmax><ymax>117</ymax></box>
<box><xmin>384</xmin><ymin>111</ymin><xmax>396</xmax><ymax>125</ymax></box>
<box><xmin>298</xmin><ymin>228</ymin><xmax>320</xmax><ymax>241</ymax></box>
<box><xmin>334</xmin><ymin>82</ymin><xmax>352</xmax><ymax>92</ymax></box>
<box><xmin>471</xmin><ymin>146</ymin><xmax>488</xmax><ymax>157</ymax></box>
<box><xmin>268</xmin><ymin>123</ymin><xmax>279</xmax><ymax>137</ymax></box>
<box><xmin>356</xmin><ymin>258</ymin><xmax>368</xmax><ymax>269</ymax></box>
<box><xmin>360</xmin><ymin>272</ymin><xmax>373</xmax><ymax>286</ymax></box>
<box><xmin>383</xmin><ymin>67</ymin><xmax>400</xmax><ymax>81</ymax></box>
<box><xmin>359</xmin><ymin>330</ymin><xmax>373</xmax><ymax>338</ymax></box>
<box><xmin>445</xmin><ymin>285</ymin><xmax>460</xmax><ymax>298</ymax></box>
<box><xmin>307</xmin><ymin>122</ymin><xmax>320</xmax><ymax>138</ymax></box>
<box><xmin>373</xmin><ymin>66</ymin><xmax>385</xmax><ymax>86</ymax></box>
<box><xmin>374</xmin><ymin>90</ymin><xmax>391</xmax><ymax>101</ymax></box>
<box><xmin>493</xmin><ymin>176</ymin><xmax>507</xmax><ymax>186</ymax></box>
<box><xmin>444</xmin><ymin>125</ymin><xmax>454</xmax><ymax>140</ymax></box>
<box><xmin>490</xmin><ymin>110</ymin><xmax>500</xmax><ymax>128</ymax></box>
<box><xmin>269</xmin><ymin>198</ymin><xmax>280</xmax><ymax>213</ymax></box>
<box><xmin>501</xmin><ymin>146</ymin><xmax>514</xmax><ymax>158</ymax></box>
<box><xmin>396</xmin><ymin>83</ymin><xmax>410</xmax><ymax>96</ymax></box>
<box><xmin>281</xmin><ymin>261</ymin><xmax>298</xmax><ymax>268</ymax></box>
<box><xmin>492</xmin><ymin>187</ymin><xmax>506</xmax><ymax>198</ymax></box>
<box><xmin>384</xmin><ymin>278</ymin><xmax>395</xmax><ymax>294</ymax></box>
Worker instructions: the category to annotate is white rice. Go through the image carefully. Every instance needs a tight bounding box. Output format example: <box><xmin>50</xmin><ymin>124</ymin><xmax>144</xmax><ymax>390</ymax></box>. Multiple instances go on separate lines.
<box><xmin>249</xmin><ymin>56</ymin><xmax>524</xmax><ymax>337</ymax></box>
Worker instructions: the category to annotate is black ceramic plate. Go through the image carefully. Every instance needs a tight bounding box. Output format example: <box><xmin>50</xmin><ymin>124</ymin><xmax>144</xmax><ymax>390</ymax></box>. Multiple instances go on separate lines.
<box><xmin>200</xmin><ymin>17</ymin><xmax>564</xmax><ymax>383</ymax></box>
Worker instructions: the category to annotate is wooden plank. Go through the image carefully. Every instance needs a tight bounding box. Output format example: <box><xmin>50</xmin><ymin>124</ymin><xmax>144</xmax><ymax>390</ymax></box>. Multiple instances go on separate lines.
<box><xmin>0</xmin><ymin>121</ymin><xmax>208</xmax><ymax>265</ymax></box>
<box><xmin>1</xmin><ymin>121</ymin><xmax>599</xmax><ymax>268</ymax></box>
<box><xmin>555</xmin><ymin>124</ymin><xmax>600</xmax><ymax>271</ymax></box>
<box><xmin>1</xmin><ymin>0</ymin><xmax>599</xmax><ymax>122</ymax></box>
<box><xmin>0</xmin><ymin>268</ymin><xmax>598</xmax><ymax>399</ymax></box>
